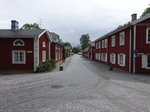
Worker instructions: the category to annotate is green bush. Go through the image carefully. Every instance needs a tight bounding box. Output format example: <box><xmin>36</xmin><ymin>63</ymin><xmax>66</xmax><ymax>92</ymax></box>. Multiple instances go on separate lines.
<box><xmin>36</xmin><ymin>59</ymin><xmax>56</xmax><ymax>73</ymax></box>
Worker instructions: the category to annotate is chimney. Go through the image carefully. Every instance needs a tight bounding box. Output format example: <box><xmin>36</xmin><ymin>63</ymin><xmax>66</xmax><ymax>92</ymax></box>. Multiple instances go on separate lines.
<box><xmin>131</xmin><ymin>14</ymin><xmax>137</xmax><ymax>21</ymax></box>
<box><xmin>11</xmin><ymin>20</ymin><xmax>19</xmax><ymax>30</ymax></box>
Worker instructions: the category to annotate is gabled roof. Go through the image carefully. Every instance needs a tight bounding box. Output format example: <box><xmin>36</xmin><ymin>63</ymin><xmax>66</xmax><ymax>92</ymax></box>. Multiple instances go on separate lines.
<box><xmin>0</xmin><ymin>29</ymin><xmax>46</xmax><ymax>38</ymax></box>
<box><xmin>95</xmin><ymin>14</ymin><xmax>150</xmax><ymax>42</ymax></box>
<box><xmin>49</xmin><ymin>32</ymin><xmax>64</xmax><ymax>45</ymax></box>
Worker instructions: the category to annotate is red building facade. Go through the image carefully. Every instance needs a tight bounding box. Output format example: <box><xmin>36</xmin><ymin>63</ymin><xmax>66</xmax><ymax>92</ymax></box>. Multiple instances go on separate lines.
<box><xmin>83</xmin><ymin>14</ymin><xmax>150</xmax><ymax>73</ymax></box>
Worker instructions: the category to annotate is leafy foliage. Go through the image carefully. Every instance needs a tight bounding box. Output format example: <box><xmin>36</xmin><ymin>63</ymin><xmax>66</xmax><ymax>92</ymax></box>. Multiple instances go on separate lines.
<box><xmin>64</xmin><ymin>42</ymin><xmax>72</xmax><ymax>49</ymax></box>
<box><xmin>36</xmin><ymin>59</ymin><xmax>56</xmax><ymax>73</ymax></box>
<box><xmin>72</xmin><ymin>47</ymin><xmax>81</xmax><ymax>54</ymax></box>
<box><xmin>141</xmin><ymin>5</ymin><xmax>150</xmax><ymax>17</ymax></box>
<box><xmin>21</xmin><ymin>23</ymin><xmax>40</xmax><ymax>29</ymax></box>
<box><xmin>80</xmin><ymin>34</ymin><xmax>90</xmax><ymax>51</ymax></box>
<box><xmin>62</xmin><ymin>47</ymin><xmax>66</xmax><ymax>60</ymax></box>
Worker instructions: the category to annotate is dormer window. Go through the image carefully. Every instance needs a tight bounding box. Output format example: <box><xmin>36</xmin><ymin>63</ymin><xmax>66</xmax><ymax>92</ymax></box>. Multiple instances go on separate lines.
<box><xmin>42</xmin><ymin>41</ymin><xmax>46</xmax><ymax>47</ymax></box>
<box><xmin>13</xmin><ymin>39</ymin><xmax>24</xmax><ymax>46</ymax></box>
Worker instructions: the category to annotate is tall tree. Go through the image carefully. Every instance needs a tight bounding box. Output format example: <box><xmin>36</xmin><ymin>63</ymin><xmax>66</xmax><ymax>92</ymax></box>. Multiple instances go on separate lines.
<box><xmin>80</xmin><ymin>34</ymin><xmax>90</xmax><ymax>51</ymax></box>
<box><xmin>64</xmin><ymin>42</ymin><xmax>72</xmax><ymax>49</ymax></box>
<box><xmin>21</xmin><ymin>23</ymin><xmax>40</xmax><ymax>29</ymax></box>
<box><xmin>72</xmin><ymin>47</ymin><xmax>81</xmax><ymax>54</ymax></box>
<box><xmin>141</xmin><ymin>5</ymin><xmax>150</xmax><ymax>17</ymax></box>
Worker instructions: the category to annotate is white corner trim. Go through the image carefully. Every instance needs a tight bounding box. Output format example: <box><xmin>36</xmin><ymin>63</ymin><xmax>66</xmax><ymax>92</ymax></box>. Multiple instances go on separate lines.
<box><xmin>133</xmin><ymin>25</ymin><xmax>136</xmax><ymax>73</ymax></box>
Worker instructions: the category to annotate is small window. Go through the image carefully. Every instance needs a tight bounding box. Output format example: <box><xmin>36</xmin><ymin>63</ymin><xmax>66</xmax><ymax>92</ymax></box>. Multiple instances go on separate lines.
<box><xmin>105</xmin><ymin>53</ymin><xmax>107</xmax><ymax>62</ymax></box>
<box><xmin>99</xmin><ymin>41</ymin><xmax>101</xmax><ymax>49</ymax></box>
<box><xmin>119</xmin><ymin>32</ymin><xmax>125</xmax><ymax>45</ymax></box>
<box><xmin>146</xmin><ymin>28</ymin><xmax>150</xmax><ymax>43</ymax></box>
<box><xmin>13</xmin><ymin>39</ymin><xmax>25</xmax><ymax>46</ymax></box>
<box><xmin>105</xmin><ymin>39</ymin><xmax>107</xmax><ymax>48</ymax></box>
<box><xmin>118</xmin><ymin>54</ymin><xmax>126</xmax><ymax>66</ymax></box>
<box><xmin>110</xmin><ymin>53</ymin><xmax>116</xmax><ymax>64</ymax></box>
<box><xmin>111</xmin><ymin>35</ymin><xmax>115</xmax><ymax>47</ymax></box>
<box><xmin>42</xmin><ymin>41</ymin><xmax>46</xmax><ymax>47</ymax></box>
<box><xmin>42</xmin><ymin>50</ymin><xmax>46</xmax><ymax>62</ymax></box>
<box><xmin>99</xmin><ymin>53</ymin><xmax>101</xmax><ymax>60</ymax></box>
<box><xmin>12</xmin><ymin>50</ymin><xmax>26</xmax><ymax>64</ymax></box>
<box><xmin>102</xmin><ymin>40</ymin><xmax>104</xmax><ymax>48</ymax></box>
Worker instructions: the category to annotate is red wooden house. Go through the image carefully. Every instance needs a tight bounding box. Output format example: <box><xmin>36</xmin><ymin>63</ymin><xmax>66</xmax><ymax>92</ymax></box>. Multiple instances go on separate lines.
<box><xmin>86</xmin><ymin>14</ymin><xmax>150</xmax><ymax>73</ymax></box>
<box><xmin>50</xmin><ymin>33</ymin><xmax>64</xmax><ymax>63</ymax></box>
<box><xmin>0</xmin><ymin>20</ymin><xmax>52</xmax><ymax>72</ymax></box>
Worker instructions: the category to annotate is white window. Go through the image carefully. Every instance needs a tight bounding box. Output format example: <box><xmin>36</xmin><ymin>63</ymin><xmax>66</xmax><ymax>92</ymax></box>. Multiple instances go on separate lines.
<box><xmin>99</xmin><ymin>41</ymin><xmax>101</xmax><ymax>49</ymax></box>
<box><xmin>119</xmin><ymin>32</ymin><xmax>125</xmax><ymax>45</ymax></box>
<box><xmin>105</xmin><ymin>53</ymin><xmax>107</xmax><ymax>62</ymax></box>
<box><xmin>13</xmin><ymin>39</ymin><xmax>25</xmax><ymax>46</ymax></box>
<box><xmin>102</xmin><ymin>40</ymin><xmax>104</xmax><ymax>48</ymax></box>
<box><xmin>111</xmin><ymin>35</ymin><xmax>115</xmax><ymax>47</ymax></box>
<box><xmin>110</xmin><ymin>53</ymin><xmax>116</xmax><ymax>64</ymax></box>
<box><xmin>105</xmin><ymin>39</ymin><xmax>108</xmax><ymax>48</ymax></box>
<box><xmin>146</xmin><ymin>28</ymin><xmax>150</xmax><ymax>44</ymax></box>
<box><xmin>55</xmin><ymin>52</ymin><xmax>57</xmax><ymax>60</ymax></box>
<box><xmin>42</xmin><ymin>41</ymin><xmax>46</xmax><ymax>47</ymax></box>
<box><xmin>96</xmin><ymin>42</ymin><xmax>99</xmax><ymax>49</ymax></box>
<box><xmin>42</xmin><ymin>50</ymin><xmax>46</xmax><ymax>62</ymax></box>
<box><xmin>118</xmin><ymin>54</ymin><xmax>126</xmax><ymax>66</ymax></box>
<box><xmin>12</xmin><ymin>50</ymin><xmax>26</xmax><ymax>64</ymax></box>
<box><xmin>99</xmin><ymin>53</ymin><xmax>101</xmax><ymax>60</ymax></box>
<box><xmin>142</xmin><ymin>55</ymin><xmax>150</xmax><ymax>69</ymax></box>
<box><xmin>101</xmin><ymin>53</ymin><xmax>103</xmax><ymax>61</ymax></box>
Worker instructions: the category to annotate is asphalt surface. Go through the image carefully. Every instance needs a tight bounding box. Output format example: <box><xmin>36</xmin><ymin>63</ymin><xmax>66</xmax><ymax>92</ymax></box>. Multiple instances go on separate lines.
<box><xmin>0</xmin><ymin>54</ymin><xmax>150</xmax><ymax>112</ymax></box>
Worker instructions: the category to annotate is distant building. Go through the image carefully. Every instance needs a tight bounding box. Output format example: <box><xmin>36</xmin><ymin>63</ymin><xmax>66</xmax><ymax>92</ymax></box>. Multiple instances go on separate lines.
<box><xmin>50</xmin><ymin>33</ymin><xmax>64</xmax><ymax>63</ymax></box>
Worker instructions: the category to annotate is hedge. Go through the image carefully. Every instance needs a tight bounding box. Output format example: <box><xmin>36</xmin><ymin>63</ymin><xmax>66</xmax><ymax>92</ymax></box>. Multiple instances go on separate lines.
<box><xmin>36</xmin><ymin>59</ymin><xmax>56</xmax><ymax>73</ymax></box>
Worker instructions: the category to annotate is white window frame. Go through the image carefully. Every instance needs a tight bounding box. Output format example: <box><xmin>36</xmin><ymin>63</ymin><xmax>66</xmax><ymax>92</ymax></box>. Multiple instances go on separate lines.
<box><xmin>146</xmin><ymin>28</ymin><xmax>150</xmax><ymax>44</ymax></box>
<box><xmin>119</xmin><ymin>32</ymin><xmax>125</xmax><ymax>45</ymax></box>
<box><xmin>111</xmin><ymin>35</ymin><xmax>115</xmax><ymax>47</ymax></box>
<box><xmin>13</xmin><ymin>39</ymin><xmax>25</xmax><ymax>46</ymax></box>
<box><xmin>99</xmin><ymin>53</ymin><xmax>101</xmax><ymax>60</ymax></box>
<box><xmin>102</xmin><ymin>40</ymin><xmax>104</xmax><ymax>48</ymax></box>
<box><xmin>105</xmin><ymin>53</ymin><xmax>107</xmax><ymax>62</ymax></box>
<box><xmin>12</xmin><ymin>50</ymin><xmax>26</xmax><ymax>64</ymax></box>
<box><xmin>99</xmin><ymin>41</ymin><xmax>101</xmax><ymax>49</ymax></box>
<box><xmin>110</xmin><ymin>53</ymin><xmax>116</xmax><ymax>64</ymax></box>
<box><xmin>42</xmin><ymin>41</ymin><xmax>46</xmax><ymax>47</ymax></box>
<box><xmin>42</xmin><ymin>50</ymin><xmax>46</xmax><ymax>62</ymax></box>
<box><xmin>142</xmin><ymin>55</ymin><xmax>150</xmax><ymax>69</ymax></box>
<box><xmin>105</xmin><ymin>39</ymin><xmax>108</xmax><ymax>48</ymax></box>
<box><xmin>118</xmin><ymin>53</ymin><xmax>126</xmax><ymax>67</ymax></box>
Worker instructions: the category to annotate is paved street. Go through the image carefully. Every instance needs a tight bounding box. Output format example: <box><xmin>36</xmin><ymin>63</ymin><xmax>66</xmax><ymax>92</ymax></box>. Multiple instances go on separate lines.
<box><xmin>0</xmin><ymin>54</ymin><xmax>150</xmax><ymax>112</ymax></box>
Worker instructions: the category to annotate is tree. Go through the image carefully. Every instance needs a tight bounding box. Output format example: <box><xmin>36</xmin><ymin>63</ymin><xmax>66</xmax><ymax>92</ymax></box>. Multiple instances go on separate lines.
<box><xmin>64</xmin><ymin>42</ymin><xmax>72</xmax><ymax>49</ymax></box>
<box><xmin>62</xmin><ymin>47</ymin><xmax>66</xmax><ymax>60</ymax></box>
<box><xmin>21</xmin><ymin>23</ymin><xmax>40</xmax><ymax>29</ymax></box>
<box><xmin>141</xmin><ymin>5</ymin><xmax>150</xmax><ymax>17</ymax></box>
<box><xmin>72</xmin><ymin>47</ymin><xmax>81</xmax><ymax>54</ymax></box>
<box><xmin>80</xmin><ymin>34</ymin><xmax>90</xmax><ymax>51</ymax></box>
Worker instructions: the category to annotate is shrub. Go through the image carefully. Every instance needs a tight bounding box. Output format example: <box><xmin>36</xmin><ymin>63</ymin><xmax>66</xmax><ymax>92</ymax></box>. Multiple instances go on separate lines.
<box><xmin>36</xmin><ymin>59</ymin><xmax>56</xmax><ymax>73</ymax></box>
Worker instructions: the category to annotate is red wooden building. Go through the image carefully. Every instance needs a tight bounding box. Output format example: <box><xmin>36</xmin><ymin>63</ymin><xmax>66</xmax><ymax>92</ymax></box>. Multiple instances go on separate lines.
<box><xmin>0</xmin><ymin>20</ymin><xmax>65</xmax><ymax>72</ymax></box>
<box><xmin>50</xmin><ymin>33</ymin><xmax>64</xmax><ymax>63</ymax></box>
<box><xmin>84</xmin><ymin>14</ymin><xmax>150</xmax><ymax>73</ymax></box>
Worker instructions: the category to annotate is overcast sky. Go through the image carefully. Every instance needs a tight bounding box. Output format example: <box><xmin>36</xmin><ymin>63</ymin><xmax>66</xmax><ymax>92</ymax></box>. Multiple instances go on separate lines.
<box><xmin>0</xmin><ymin>0</ymin><xmax>149</xmax><ymax>46</ymax></box>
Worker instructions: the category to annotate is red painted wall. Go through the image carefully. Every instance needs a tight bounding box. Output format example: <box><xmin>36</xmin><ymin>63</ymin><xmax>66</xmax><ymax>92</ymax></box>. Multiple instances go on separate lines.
<box><xmin>135</xmin><ymin>19</ymin><xmax>150</xmax><ymax>73</ymax></box>
<box><xmin>51</xmin><ymin>43</ymin><xmax>63</xmax><ymax>63</ymax></box>
<box><xmin>108</xmin><ymin>28</ymin><xmax>130</xmax><ymax>72</ymax></box>
<box><xmin>39</xmin><ymin>33</ymin><xmax>50</xmax><ymax>62</ymax></box>
<box><xmin>94</xmin><ymin>28</ymin><xmax>130</xmax><ymax>72</ymax></box>
<box><xmin>0</xmin><ymin>38</ymin><xmax>34</xmax><ymax>70</ymax></box>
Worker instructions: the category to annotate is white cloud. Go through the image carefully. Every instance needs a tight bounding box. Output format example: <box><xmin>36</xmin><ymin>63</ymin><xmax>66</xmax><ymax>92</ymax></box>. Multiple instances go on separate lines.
<box><xmin>0</xmin><ymin>0</ymin><xmax>150</xmax><ymax>46</ymax></box>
